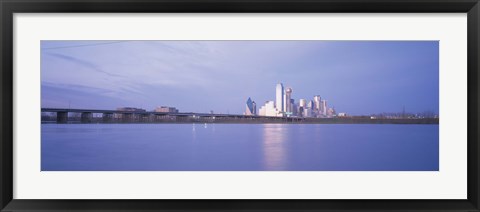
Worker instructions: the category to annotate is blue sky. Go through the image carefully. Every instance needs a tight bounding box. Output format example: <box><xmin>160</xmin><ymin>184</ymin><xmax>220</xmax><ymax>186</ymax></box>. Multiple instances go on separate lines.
<box><xmin>41</xmin><ymin>41</ymin><xmax>439</xmax><ymax>115</ymax></box>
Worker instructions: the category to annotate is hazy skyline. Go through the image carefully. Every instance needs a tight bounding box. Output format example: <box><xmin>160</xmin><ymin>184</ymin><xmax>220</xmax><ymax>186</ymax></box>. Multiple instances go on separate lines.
<box><xmin>41</xmin><ymin>40</ymin><xmax>439</xmax><ymax>115</ymax></box>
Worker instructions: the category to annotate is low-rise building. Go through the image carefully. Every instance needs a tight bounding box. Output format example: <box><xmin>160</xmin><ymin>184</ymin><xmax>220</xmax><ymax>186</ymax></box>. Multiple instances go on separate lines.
<box><xmin>155</xmin><ymin>106</ymin><xmax>179</xmax><ymax>113</ymax></box>
<box><xmin>259</xmin><ymin>101</ymin><xmax>281</xmax><ymax>117</ymax></box>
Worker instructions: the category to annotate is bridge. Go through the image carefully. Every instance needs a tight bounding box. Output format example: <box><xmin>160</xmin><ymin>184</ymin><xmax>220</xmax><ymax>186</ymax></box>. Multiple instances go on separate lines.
<box><xmin>41</xmin><ymin>108</ymin><xmax>296</xmax><ymax>124</ymax></box>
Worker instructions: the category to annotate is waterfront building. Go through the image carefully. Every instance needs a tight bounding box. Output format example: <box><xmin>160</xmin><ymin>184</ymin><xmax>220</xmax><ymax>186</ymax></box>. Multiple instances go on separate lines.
<box><xmin>298</xmin><ymin>107</ymin><xmax>304</xmax><ymax>117</ymax></box>
<box><xmin>307</xmin><ymin>100</ymin><xmax>315</xmax><ymax>117</ymax></box>
<box><xmin>259</xmin><ymin>105</ymin><xmax>266</xmax><ymax>116</ymax></box>
<box><xmin>304</xmin><ymin>108</ymin><xmax>312</xmax><ymax>117</ymax></box>
<box><xmin>284</xmin><ymin>87</ymin><xmax>293</xmax><ymax>116</ymax></box>
<box><xmin>327</xmin><ymin>107</ymin><xmax>336</xmax><ymax>117</ymax></box>
<box><xmin>276</xmin><ymin>83</ymin><xmax>284</xmax><ymax>114</ymax></box>
<box><xmin>299</xmin><ymin>99</ymin><xmax>307</xmax><ymax>108</ymax></box>
<box><xmin>298</xmin><ymin>99</ymin><xmax>307</xmax><ymax>117</ymax></box>
<box><xmin>338</xmin><ymin>112</ymin><xmax>347</xmax><ymax>117</ymax></box>
<box><xmin>321</xmin><ymin>100</ymin><xmax>328</xmax><ymax>116</ymax></box>
<box><xmin>313</xmin><ymin>95</ymin><xmax>321</xmax><ymax>110</ymax></box>
<box><xmin>154</xmin><ymin>106</ymin><xmax>179</xmax><ymax>113</ymax></box>
<box><xmin>245</xmin><ymin>97</ymin><xmax>256</xmax><ymax>116</ymax></box>
<box><xmin>308</xmin><ymin>100</ymin><xmax>314</xmax><ymax>109</ymax></box>
<box><xmin>259</xmin><ymin>101</ymin><xmax>280</xmax><ymax>117</ymax></box>
<box><xmin>313</xmin><ymin>95</ymin><xmax>321</xmax><ymax>116</ymax></box>
<box><xmin>290</xmin><ymin>99</ymin><xmax>296</xmax><ymax>116</ymax></box>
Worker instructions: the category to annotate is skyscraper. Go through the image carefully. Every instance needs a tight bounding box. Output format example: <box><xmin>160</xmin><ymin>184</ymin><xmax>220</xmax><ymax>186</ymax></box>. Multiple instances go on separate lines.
<box><xmin>276</xmin><ymin>83</ymin><xmax>284</xmax><ymax>114</ymax></box>
<box><xmin>313</xmin><ymin>95</ymin><xmax>321</xmax><ymax>117</ymax></box>
<box><xmin>321</xmin><ymin>99</ymin><xmax>328</xmax><ymax>116</ymax></box>
<box><xmin>308</xmin><ymin>100</ymin><xmax>314</xmax><ymax>109</ymax></box>
<box><xmin>299</xmin><ymin>99</ymin><xmax>307</xmax><ymax>108</ymax></box>
<box><xmin>291</xmin><ymin>99</ymin><xmax>297</xmax><ymax>116</ymax></box>
<box><xmin>245</xmin><ymin>97</ymin><xmax>256</xmax><ymax>115</ymax></box>
<box><xmin>253</xmin><ymin>83</ymin><xmax>338</xmax><ymax>118</ymax></box>
<box><xmin>305</xmin><ymin>100</ymin><xmax>314</xmax><ymax>117</ymax></box>
<box><xmin>304</xmin><ymin>108</ymin><xmax>312</xmax><ymax>117</ymax></box>
<box><xmin>313</xmin><ymin>95</ymin><xmax>321</xmax><ymax>110</ymax></box>
<box><xmin>252</xmin><ymin>101</ymin><xmax>256</xmax><ymax>115</ymax></box>
<box><xmin>299</xmin><ymin>98</ymin><xmax>307</xmax><ymax>117</ymax></box>
<box><xmin>284</xmin><ymin>87</ymin><xmax>293</xmax><ymax>115</ymax></box>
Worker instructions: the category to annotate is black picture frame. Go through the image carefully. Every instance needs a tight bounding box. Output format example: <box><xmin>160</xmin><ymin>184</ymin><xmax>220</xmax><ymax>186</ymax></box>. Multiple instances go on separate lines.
<box><xmin>1</xmin><ymin>0</ymin><xmax>479</xmax><ymax>211</ymax></box>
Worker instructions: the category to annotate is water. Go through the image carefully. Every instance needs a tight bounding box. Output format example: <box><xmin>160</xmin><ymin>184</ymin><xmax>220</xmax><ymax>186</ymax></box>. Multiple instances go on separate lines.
<box><xmin>41</xmin><ymin>124</ymin><xmax>439</xmax><ymax>171</ymax></box>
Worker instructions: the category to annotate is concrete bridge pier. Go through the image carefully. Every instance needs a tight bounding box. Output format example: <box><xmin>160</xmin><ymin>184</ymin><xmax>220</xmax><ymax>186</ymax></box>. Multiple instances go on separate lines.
<box><xmin>141</xmin><ymin>114</ymin><xmax>150</xmax><ymax>122</ymax></box>
<box><xmin>122</xmin><ymin>113</ymin><xmax>133</xmax><ymax>122</ymax></box>
<box><xmin>154</xmin><ymin>114</ymin><xmax>174</xmax><ymax>122</ymax></box>
<box><xmin>56</xmin><ymin>112</ymin><xmax>68</xmax><ymax>123</ymax></box>
<box><xmin>81</xmin><ymin>112</ymin><xmax>93</xmax><ymax>123</ymax></box>
<box><xmin>102</xmin><ymin>113</ymin><xmax>113</xmax><ymax>123</ymax></box>
<box><xmin>154</xmin><ymin>114</ymin><xmax>163</xmax><ymax>122</ymax></box>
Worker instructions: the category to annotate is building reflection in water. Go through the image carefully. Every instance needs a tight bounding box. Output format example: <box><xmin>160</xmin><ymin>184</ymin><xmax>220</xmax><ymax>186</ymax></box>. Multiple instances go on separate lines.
<box><xmin>262</xmin><ymin>124</ymin><xmax>288</xmax><ymax>170</ymax></box>
<box><xmin>192</xmin><ymin>123</ymin><xmax>196</xmax><ymax>141</ymax></box>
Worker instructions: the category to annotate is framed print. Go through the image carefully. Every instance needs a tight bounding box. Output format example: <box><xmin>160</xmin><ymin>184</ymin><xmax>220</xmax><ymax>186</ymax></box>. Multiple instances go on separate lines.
<box><xmin>1</xmin><ymin>0</ymin><xmax>479</xmax><ymax>211</ymax></box>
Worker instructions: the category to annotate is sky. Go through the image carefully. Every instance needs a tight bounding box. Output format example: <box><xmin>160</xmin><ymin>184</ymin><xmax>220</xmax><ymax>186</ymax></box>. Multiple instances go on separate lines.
<box><xmin>41</xmin><ymin>40</ymin><xmax>439</xmax><ymax>115</ymax></box>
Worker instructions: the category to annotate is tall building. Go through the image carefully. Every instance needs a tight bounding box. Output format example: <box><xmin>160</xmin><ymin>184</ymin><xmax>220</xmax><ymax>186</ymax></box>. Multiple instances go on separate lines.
<box><xmin>284</xmin><ymin>87</ymin><xmax>293</xmax><ymax>115</ymax></box>
<box><xmin>307</xmin><ymin>100</ymin><xmax>314</xmax><ymax>117</ymax></box>
<box><xmin>291</xmin><ymin>99</ymin><xmax>297</xmax><ymax>116</ymax></box>
<box><xmin>307</xmin><ymin>100</ymin><xmax>314</xmax><ymax>109</ymax></box>
<box><xmin>276</xmin><ymin>83</ymin><xmax>284</xmax><ymax>114</ymax></box>
<box><xmin>245</xmin><ymin>97</ymin><xmax>256</xmax><ymax>116</ymax></box>
<box><xmin>298</xmin><ymin>99</ymin><xmax>307</xmax><ymax>118</ymax></box>
<box><xmin>321</xmin><ymin>100</ymin><xmax>328</xmax><ymax>116</ymax></box>
<box><xmin>304</xmin><ymin>108</ymin><xmax>312</xmax><ymax>117</ymax></box>
<box><xmin>299</xmin><ymin>99</ymin><xmax>307</xmax><ymax>108</ymax></box>
<box><xmin>252</xmin><ymin>83</ymin><xmax>340</xmax><ymax>118</ymax></box>
<box><xmin>313</xmin><ymin>95</ymin><xmax>321</xmax><ymax>111</ymax></box>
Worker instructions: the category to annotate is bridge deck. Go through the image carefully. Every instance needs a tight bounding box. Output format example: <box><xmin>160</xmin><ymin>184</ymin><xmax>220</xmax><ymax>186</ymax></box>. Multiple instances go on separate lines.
<box><xmin>41</xmin><ymin>108</ymin><xmax>265</xmax><ymax>118</ymax></box>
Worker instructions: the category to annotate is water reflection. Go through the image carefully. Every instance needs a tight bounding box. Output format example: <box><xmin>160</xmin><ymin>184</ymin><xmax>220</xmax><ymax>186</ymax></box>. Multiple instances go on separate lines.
<box><xmin>262</xmin><ymin>124</ymin><xmax>288</xmax><ymax>170</ymax></box>
<box><xmin>192</xmin><ymin>123</ymin><xmax>196</xmax><ymax>141</ymax></box>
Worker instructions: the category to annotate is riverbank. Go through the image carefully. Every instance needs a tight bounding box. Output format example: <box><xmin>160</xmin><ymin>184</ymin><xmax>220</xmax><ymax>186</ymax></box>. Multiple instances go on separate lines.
<box><xmin>41</xmin><ymin>117</ymin><xmax>439</xmax><ymax>124</ymax></box>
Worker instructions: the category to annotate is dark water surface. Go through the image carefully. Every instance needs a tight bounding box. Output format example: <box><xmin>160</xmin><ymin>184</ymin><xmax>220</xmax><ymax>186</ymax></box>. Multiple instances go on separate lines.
<box><xmin>41</xmin><ymin>124</ymin><xmax>439</xmax><ymax>171</ymax></box>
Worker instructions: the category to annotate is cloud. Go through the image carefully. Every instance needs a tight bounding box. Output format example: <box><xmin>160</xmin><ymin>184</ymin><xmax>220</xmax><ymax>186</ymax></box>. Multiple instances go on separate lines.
<box><xmin>44</xmin><ymin>52</ymin><xmax>125</xmax><ymax>78</ymax></box>
<box><xmin>41</xmin><ymin>41</ymin><xmax>439</xmax><ymax>114</ymax></box>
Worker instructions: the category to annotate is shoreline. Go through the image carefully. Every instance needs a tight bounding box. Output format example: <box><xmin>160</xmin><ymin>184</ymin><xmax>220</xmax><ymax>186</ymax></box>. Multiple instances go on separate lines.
<box><xmin>41</xmin><ymin>117</ymin><xmax>439</xmax><ymax>125</ymax></box>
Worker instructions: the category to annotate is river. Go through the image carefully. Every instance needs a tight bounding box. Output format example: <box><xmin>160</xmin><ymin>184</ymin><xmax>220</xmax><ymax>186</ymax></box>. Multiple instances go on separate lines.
<box><xmin>41</xmin><ymin>123</ymin><xmax>439</xmax><ymax>171</ymax></box>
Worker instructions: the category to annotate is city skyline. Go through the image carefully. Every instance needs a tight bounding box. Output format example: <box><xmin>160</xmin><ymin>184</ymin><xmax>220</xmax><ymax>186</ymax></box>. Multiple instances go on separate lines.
<box><xmin>41</xmin><ymin>40</ymin><xmax>439</xmax><ymax>115</ymax></box>
<box><xmin>253</xmin><ymin>83</ymin><xmax>337</xmax><ymax>118</ymax></box>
